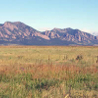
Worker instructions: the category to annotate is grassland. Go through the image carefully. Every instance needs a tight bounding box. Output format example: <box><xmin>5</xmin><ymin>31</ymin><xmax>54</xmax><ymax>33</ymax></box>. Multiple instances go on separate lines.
<box><xmin>0</xmin><ymin>46</ymin><xmax>98</xmax><ymax>98</ymax></box>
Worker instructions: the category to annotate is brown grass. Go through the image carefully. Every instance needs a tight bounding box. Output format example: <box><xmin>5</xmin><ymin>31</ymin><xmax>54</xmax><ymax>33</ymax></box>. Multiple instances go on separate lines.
<box><xmin>0</xmin><ymin>64</ymin><xmax>97</xmax><ymax>80</ymax></box>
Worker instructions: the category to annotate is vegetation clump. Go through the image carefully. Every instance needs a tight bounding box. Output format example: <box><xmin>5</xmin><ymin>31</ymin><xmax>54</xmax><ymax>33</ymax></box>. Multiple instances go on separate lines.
<box><xmin>76</xmin><ymin>55</ymin><xmax>83</xmax><ymax>60</ymax></box>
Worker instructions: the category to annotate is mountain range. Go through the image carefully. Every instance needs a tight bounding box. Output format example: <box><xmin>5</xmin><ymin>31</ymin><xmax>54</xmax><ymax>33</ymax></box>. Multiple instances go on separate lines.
<box><xmin>0</xmin><ymin>21</ymin><xmax>98</xmax><ymax>45</ymax></box>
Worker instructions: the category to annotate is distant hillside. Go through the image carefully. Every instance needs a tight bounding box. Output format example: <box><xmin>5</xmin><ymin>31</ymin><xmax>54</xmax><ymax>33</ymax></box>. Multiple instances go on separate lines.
<box><xmin>0</xmin><ymin>21</ymin><xmax>98</xmax><ymax>45</ymax></box>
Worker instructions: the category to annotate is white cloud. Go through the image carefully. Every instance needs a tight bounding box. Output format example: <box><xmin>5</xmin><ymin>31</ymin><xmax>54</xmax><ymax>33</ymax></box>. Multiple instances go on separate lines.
<box><xmin>38</xmin><ymin>28</ymin><xmax>52</xmax><ymax>31</ymax></box>
<box><xmin>92</xmin><ymin>32</ymin><xmax>98</xmax><ymax>36</ymax></box>
<box><xmin>80</xmin><ymin>29</ymin><xmax>98</xmax><ymax>35</ymax></box>
<box><xmin>81</xmin><ymin>29</ymin><xmax>92</xmax><ymax>33</ymax></box>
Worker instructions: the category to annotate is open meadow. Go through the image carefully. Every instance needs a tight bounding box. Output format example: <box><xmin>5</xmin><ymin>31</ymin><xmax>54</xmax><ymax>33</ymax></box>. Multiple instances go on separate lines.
<box><xmin>0</xmin><ymin>46</ymin><xmax>98</xmax><ymax>98</ymax></box>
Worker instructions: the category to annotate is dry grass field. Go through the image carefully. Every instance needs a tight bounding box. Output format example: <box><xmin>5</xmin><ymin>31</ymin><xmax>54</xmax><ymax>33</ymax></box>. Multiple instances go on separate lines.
<box><xmin>0</xmin><ymin>46</ymin><xmax>98</xmax><ymax>98</ymax></box>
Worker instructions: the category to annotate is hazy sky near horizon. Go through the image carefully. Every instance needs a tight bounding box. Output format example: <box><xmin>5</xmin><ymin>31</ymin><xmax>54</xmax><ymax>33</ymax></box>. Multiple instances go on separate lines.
<box><xmin>0</xmin><ymin>0</ymin><xmax>98</xmax><ymax>34</ymax></box>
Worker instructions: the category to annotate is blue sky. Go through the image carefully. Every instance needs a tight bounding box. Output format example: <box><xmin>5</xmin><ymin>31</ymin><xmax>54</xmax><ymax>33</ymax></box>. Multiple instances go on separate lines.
<box><xmin>0</xmin><ymin>0</ymin><xmax>98</xmax><ymax>34</ymax></box>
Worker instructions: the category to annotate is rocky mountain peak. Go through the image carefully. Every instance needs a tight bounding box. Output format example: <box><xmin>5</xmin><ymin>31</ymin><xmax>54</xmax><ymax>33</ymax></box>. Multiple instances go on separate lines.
<box><xmin>0</xmin><ymin>21</ymin><xmax>98</xmax><ymax>45</ymax></box>
<box><xmin>3</xmin><ymin>21</ymin><xmax>18</xmax><ymax>31</ymax></box>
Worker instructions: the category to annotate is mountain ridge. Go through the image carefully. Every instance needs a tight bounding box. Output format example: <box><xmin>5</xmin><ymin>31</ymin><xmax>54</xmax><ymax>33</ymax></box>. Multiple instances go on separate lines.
<box><xmin>0</xmin><ymin>21</ymin><xmax>98</xmax><ymax>45</ymax></box>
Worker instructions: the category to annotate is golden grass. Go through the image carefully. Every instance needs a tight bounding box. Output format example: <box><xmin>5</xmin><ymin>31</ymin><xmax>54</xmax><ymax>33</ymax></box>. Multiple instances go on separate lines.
<box><xmin>0</xmin><ymin>46</ymin><xmax>98</xmax><ymax>98</ymax></box>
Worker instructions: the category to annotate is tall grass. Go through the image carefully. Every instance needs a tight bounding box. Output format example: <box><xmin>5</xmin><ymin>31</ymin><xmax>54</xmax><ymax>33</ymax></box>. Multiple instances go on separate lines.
<box><xmin>0</xmin><ymin>46</ymin><xmax>98</xmax><ymax>98</ymax></box>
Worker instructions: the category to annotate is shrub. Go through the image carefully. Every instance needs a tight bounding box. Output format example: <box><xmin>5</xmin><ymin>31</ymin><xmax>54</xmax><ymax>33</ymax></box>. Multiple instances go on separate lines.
<box><xmin>76</xmin><ymin>55</ymin><xmax>83</xmax><ymax>60</ymax></box>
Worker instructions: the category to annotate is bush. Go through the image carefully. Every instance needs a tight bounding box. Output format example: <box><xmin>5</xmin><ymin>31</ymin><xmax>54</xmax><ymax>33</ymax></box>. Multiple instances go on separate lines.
<box><xmin>76</xmin><ymin>55</ymin><xmax>83</xmax><ymax>60</ymax></box>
